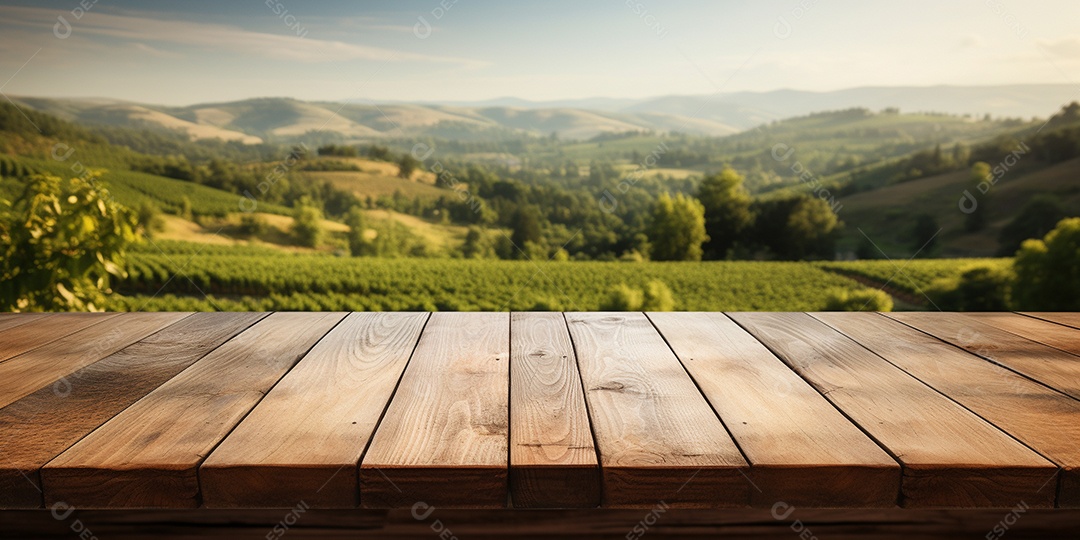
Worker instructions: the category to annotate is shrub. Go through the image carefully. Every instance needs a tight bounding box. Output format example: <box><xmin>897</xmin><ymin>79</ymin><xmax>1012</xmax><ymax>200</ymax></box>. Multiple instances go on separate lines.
<box><xmin>823</xmin><ymin>288</ymin><xmax>893</xmax><ymax>311</ymax></box>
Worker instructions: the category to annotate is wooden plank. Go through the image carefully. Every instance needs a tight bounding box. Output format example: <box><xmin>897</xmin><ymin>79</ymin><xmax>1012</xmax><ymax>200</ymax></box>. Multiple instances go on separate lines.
<box><xmin>0</xmin><ymin>312</ymin><xmax>189</xmax><ymax>409</ymax></box>
<box><xmin>965</xmin><ymin>312</ymin><xmax>1080</xmax><ymax>357</ymax></box>
<box><xmin>816</xmin><ymin>312</ymin><xmax>1079</xmax><ymax>507</ymax></box>
<box><xmin>1023</xmin><ymin>312</ymin><xmax>1080</xmax><ymax>330</ymax></box>
<box><xmin>0</xmin><ymin>312</ymin><xmax>267</xmax><ymax>509</ymax></box>
<box><xmin>649</xmin><ymin>312</ymin><xmax>899</xmax><ymax>508</ymax></box>
<box><xmin>888</xmin><ymin>312</ymin><xmax>1080</xmax><ymax>401</ymax></box>
<box><xmin>200</xmin><ymin>312</ymin><xmax>429</xmax><ymax>509</ymax></box>
<box><xmin>509</xmin><ymin>312</ymin><xmax>600</xmax><ymax>508</ymax></box>
<box><xmin>730</xmin><ymin>312</ymin><xmax>1057</xmax><ymax>508</ymax></box>
<box><xmin>359</xmin><ymin>312</ymin><xmax>510</xmax><ymax>509</ymax></box>
<box><xmin>564</xmin><ymin>312</ymin><xmax>749</xmax><ymax>508</ymax></box>
<box><xmin>0</xmin><ymin>313</ymin><xmax>52</xmax><ymax>334</ymax></box>
<box><xmin>40</xmin><ymin>312</ymin><xmax>346</xmax><ymax>509</ymax></box>
<box><xmin>0</xmin><ymin>313</ymin><xmax>119</xmax><ymax>363</ymax></box>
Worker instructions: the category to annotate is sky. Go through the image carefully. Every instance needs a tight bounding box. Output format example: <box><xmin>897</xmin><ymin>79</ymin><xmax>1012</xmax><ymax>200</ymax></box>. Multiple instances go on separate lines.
<box><xmin>0</xmin><ymin>0</ymin><xmax>1078</xmax><ymax>106</ymax></box>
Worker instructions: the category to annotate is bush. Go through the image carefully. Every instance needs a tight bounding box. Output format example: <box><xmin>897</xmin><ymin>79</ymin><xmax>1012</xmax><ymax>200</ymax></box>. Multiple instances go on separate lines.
<box><xmin>642</xmin><ymin>280</ymin><xmax>676</xmax><ymax>311</ymax></box>
<box><xmin>1012</xmin><ymin>217</ymin><xmax>1080</xmax><ymax>310</ymax></box>
<box><xmin>601</xmin><ymin>284</ymin><xmax>644</xmax><ymax>311</ymax></box>
<box><xmin>238</xmin><ymin>213</ymin><xmax>270</xmax><ymax>238</ymax></box>
<box><xmin>926</xmin><ymin>265</ymin><xmax>1011</xmax><ymax>311</ymax></box>
<box><xmin>823</xmin><ymin>288</ymin><xmax>893</xmax><ymax>311</ymax></box>
<box><xmin>600</xmin><ymin>280</ymin><xmax>676</xmax><ymax>311</ymax></box>
<box><xmin>0</xmin><ymin>173</ymin><xmax>139</xmax><ymax>311</ymax></box>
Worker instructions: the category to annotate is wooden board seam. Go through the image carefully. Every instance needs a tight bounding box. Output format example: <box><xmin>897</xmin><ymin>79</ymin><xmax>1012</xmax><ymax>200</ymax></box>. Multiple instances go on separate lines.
<box><xmin>882</xmin><ymin>313</ymin><xmax>1080</xmax><ymax>405</ymax></box>
<box><xmin>813</xmin><ymin>313</ymin><xmax>1064</xmax><ymax>501</ymax></box>
<box><xmin>191</xmin><ymin>312</ymin><xmax>352</xmax><ymax>507</ymax></box>
<box><xmin>643</xmin><ymin>312</ymin><xmax>755</xmax><ymax>493</ymax></box>
<box><xmin>724</xmin><ymin>312</ymin><xmax>903</xmax><ymax>507</ymax></box>
<box><xmin>352</xmin><ymin>313</ymin><xmax>432</xmax><ymax>504</ymax></box>
<box><xmin>559</xmin><ymin>312</ymin><xmax>606</xmax><ymax>507</ymax></box>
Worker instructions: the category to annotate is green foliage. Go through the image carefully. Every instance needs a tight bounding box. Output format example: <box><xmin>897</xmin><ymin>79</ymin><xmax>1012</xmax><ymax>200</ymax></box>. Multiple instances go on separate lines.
<box><xmin>0</xmin><ymin>173</ymin><xmax>138</xmax><ymax>311</ymax></box>
<box><xmin>911</xmin><ymin>213</ymin><xmax>939</xmax><ymax>255</ymax></box>
<box><xmin>785</xmin><ymin>198</ymin><xmax>840</xmax><ymax>260</ymax></box>
<box><xmin>135</xmin><ymin>201</ymin><xmax>165</xmax><ymax>238</ymax></box>
<box><xmin>397</xmin><ymin>154</ymin><xmax>422</xmax><ymax>179</ymax></box>
<box><xmin>1012</xmin><ymin>218</ymin><xmax>1080</xmax><ymax>310</ymax></box>
<box><xmin>345</xmin><ymin>207</ymin><xmax>372</xmax><ymax>257</ymax></box>
<box><xmin>823</xmin><ymin>288</ymin><xmax>893</xmax><ymax>311</ymax></box>
<box><xmin>926</xmin><ymin>264</ymin><xmax>1012</xmax><ymax>311</ymax></box>
<box><xmin>118</xmin><ymin>253</ymin><xmax>871</xmax><ymax>311</ymax></box>
<box><xmin>292</xmin><ymin>197</ymin><xmax>324</xmax><ymax>248</ymax></box>
<box><xmin>997</xmin><ymin>195</ymin><xmax>1069</xmax><ymax>256</ymax></box>
<box><xmin>601</xmin><ymin>284</ymin><xmax>644</xmax><ymax>311</ymax></box>
<box><xmin>237</xmin><ymin>213</ymin><xmax>270</xmax><ymax>238</ymax></box>
<box><xmin>698</xmin><ymin>167</ymin><xmax>753</xmax><ymax>259</ymax></box>
<box><xmin>649</xmin><ymin>193</ymin><xmax>708</xmax><ymax>261</ymax></box>
<box><xmin>964</xmin><ymin>162</ymin><xmax>991</xmax><ymax>233</ymax></box>
<box><xmin>819</xmin><ymin>258</ymin><xmax>1012</xmax><ymax>298</ymax></box>
<box><xmin>599</xmin><ymin>280</ymin><xmax>676</xmax><ymax>311</ymax></box>
<box><xmin>642</xmin><ymin>280</ymin><xmax>676</xmax><ymax>311</ymax></box>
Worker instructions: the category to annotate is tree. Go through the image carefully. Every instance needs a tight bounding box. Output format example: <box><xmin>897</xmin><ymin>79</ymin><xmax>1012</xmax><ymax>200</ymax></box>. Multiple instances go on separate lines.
<box><xmin>648</xmin><ymin>193</ymin><xmax>709</xmax><ymax>261</ymax></box>
<box><xmin>136</xmin><ymin>201</ymin><xmax>166</xmax><ymax>238</ymax></box>
<box><xmin>697</xmin><ymin>167</ymin><xmax>753</xmax><ymax>259</ymax></box>
<box><xmin>345</xmin><ymin>207</ymin><xmax>372</xmax><ymax>256</ymax></box>
<box><xmin>1012</xmin><ymin>218</ymin><xmax>1080</xmax><ymax>310</ymax></box>
<box><xmin>510</xmin><ymin>205</ymin><xmax>543</xmax><ymax>257</ymax></box>
<box><xmin>785</xmin><ymin>197</ymin><xmax>840</xmax><ymax>260</ymax></box>
<box><xmin>397</xmin><ymin>155</ymin><xmax>421</xmax><ymax>179</ymax></box>
<box><xmin>964</xmin><ymin>162</ymin><xmax>991</xmax><ymax>232</ymax></box>
<box><xmin>997</xmin><ymin>195</ymin><xmax>1068</xmax><ymax>256</ymax></box>
<box><xmin>911</xmin><ymin>213</ymin><xmax>940</xmax><ymax>255</ymax></box>
<box><xmin>292</xmin><ymin>197</ymin><xmax>324</xmax><ymax>248</ymax></box>
<box><xmin>0</xmin><ymin>173</ymin><xmax>139</xmax><ymax>311</ymax></box>
<box><xmin>237</xmin><ymin>213</ymin><xmax>269</xmax><ymax>238</ymax></box>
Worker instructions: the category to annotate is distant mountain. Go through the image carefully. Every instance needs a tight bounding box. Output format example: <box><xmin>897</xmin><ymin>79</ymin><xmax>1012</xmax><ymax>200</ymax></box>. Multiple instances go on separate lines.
<box><xmin>12</xmin><ymin>96</ymin><xmax>739</xmax><ymax>142</ymax></box>
<box><xmin>12</xmin><ymin>84</ymin><xmax>1077</xmax><ymax>144</ymax></box>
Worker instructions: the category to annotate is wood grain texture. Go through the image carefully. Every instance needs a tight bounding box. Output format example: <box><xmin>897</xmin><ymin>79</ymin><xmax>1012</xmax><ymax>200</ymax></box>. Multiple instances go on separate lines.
<box><xmin>0</xmin><ymin>312</ymin><xmax>189</xmax><ymax>410</ymax></box>
<box><xmin>649</xmin><ymin>312</ymin><xmax>899</xmax><ymax>508</ymax></box>
<box><xmin>509</xmin><ymin>312</ymin><xmax>599</xmax><ymax>508</ymax></box>
<box><xmin>816</xmin><ymin>312</ymin><xmax>1080</xmax><ymax>508</ymax></box>
<box><xmin>888</xmin><ymin>312</ymin><xmax>1080</xmax><ymax>401</ymax></box>
<box><xmin>1023</xmin><ymin>312</ymin><xmax>1080</xmax><ymax>330</ymax></box>
<box><xmin>0</xmin><ymin>313</ymin><xmax>119</xmax><ymax>363</ymax></box>
<box><xmin>0</xmin><ymin>313</ymin><xmax>52</xmax><ymax>335</ymax></box>
<box><xmin>360</xmin><ymin>312</ymin><xmax>510</xmax><ymax>509</ymax></box>
<box><xmin>0</xmin><ymin>312</ymin><xmax>267</xmax><ymax>509</ymax></box>
<box><xmin>200</xmin><ymin>312</ymin><xmax>429</xmax><ymax>509</ymax></box>
<box><xmin>565</xmin><ymin>312</ymin><xmax>749</xmax><ymax>508</ymax></box>
<box><xmin>731</xmin><ymin>312</ymin><xmax>1056</xmax><ymax>508</ymax></box>
<box><xmin>40</xmin><ymin>312</ymin><xmax>346</xmax><ymax>509</ymax></box>
<box><xmin>964</xmin><ymin>312</ymin><xmax>1080</xmax><ymax>357</ymax></box>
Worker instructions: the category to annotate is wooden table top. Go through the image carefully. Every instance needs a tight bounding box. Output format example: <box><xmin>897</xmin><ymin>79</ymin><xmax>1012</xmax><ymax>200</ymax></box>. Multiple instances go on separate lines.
<box><xmin>0</xmin><ymin>311</ymin><xmax>1078</xmax><ymax>510</ymax></box>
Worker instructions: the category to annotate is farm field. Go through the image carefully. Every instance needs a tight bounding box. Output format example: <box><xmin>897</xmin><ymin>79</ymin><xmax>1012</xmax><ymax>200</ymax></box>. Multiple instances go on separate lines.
<box><xmin>111</xmin><ymin>246</ymin><xmax>1000</xmax><ymax>312</ymax></box>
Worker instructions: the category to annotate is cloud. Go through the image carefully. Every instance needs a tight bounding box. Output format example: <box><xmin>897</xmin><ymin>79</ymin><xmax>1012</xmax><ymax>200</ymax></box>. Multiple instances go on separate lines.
<box><xmin>0</xmin><ymin>6</ymin><xmax>487</xmax><ymax>68</ymax></box>
<box><xmin>1037</xmin><ymin>37</ymin><xmax>1080</xmax><ymax>59</ymax></box>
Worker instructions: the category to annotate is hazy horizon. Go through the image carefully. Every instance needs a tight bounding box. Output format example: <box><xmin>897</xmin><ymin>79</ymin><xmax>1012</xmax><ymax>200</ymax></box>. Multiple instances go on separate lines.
<box><xmin>2</xmin><ymin>1</ymin><xmax>1079</xmax><ymax>106</ymax></box>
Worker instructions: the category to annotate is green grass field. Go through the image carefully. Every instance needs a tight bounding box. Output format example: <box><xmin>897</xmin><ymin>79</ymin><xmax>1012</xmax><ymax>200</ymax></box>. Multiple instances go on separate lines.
<box><xmin>110</xmin><ymin>245</ymin><xmax>1005</xmax><ymax>312</ymax></box>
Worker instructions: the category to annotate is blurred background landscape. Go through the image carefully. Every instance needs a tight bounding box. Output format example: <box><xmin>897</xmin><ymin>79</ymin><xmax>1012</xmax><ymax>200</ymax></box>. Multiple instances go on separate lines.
<box><xmin>1</xmin><ymin>0</ymin><xmax>1078</xmax><ymax>312</ymax></box>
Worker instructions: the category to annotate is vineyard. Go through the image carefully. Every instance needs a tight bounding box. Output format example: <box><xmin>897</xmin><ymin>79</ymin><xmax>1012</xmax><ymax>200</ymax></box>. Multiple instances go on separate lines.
<box><xmin>110</xmin><ymin>246</ymin><xmax>1006</xmax><ymax>312</ymax></box>
<box><xmin>116</xmin><ymin>255</ymin><xmax>868</xmax><ymax>311</ymax></box>
<box><xmin>818</xmin><ymin>259</ymin><xmax>1013</xmax><ymax>296</ymax></box>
